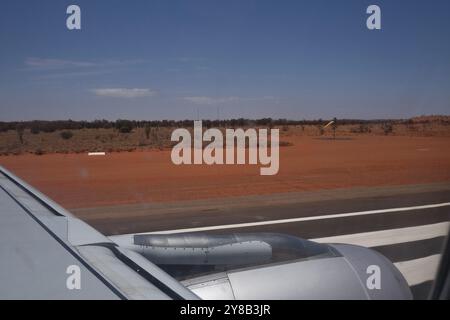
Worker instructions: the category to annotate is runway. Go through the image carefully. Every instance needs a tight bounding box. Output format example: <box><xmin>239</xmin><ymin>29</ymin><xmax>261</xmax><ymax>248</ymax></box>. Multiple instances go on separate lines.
<box><xmin>81</xmin><ymin>183</ymin><xmax>450</xmax><ymax>300</ymax></box>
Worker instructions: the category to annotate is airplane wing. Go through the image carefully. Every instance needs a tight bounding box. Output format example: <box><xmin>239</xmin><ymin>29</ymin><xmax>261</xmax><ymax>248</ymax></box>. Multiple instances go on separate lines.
<box><xmin>0</xmin><ymin>166</ymin><xmax>198</xmax><ymax>300</ymax></box>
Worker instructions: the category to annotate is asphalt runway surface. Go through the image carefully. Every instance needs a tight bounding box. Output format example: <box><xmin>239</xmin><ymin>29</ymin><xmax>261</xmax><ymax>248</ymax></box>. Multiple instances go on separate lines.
<box><xmin>76</xmin><ymin>183</ymin><xmax>450</xmax><ymax>300</ymax></box>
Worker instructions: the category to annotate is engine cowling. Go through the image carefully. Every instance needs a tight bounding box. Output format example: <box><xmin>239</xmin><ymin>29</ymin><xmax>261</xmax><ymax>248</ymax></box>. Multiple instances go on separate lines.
<box><xmin>109</xmin><ymin>233</ymin><xmax>412</xmax><ymax>299</ymax></box>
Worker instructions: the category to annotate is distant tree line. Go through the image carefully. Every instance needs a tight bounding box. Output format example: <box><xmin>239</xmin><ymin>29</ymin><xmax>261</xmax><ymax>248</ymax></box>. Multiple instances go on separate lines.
<box><xmin>0</xmin><ymin>118</ymin><xmax>446</xmax><ymax>134</ymax></box>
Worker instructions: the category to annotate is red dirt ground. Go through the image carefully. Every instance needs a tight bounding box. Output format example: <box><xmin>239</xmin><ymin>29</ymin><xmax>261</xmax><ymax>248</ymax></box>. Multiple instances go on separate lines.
<box><xmin>1</xmin><ymin>136</ymin><xmax>449</xmax><ymax>210</ymax></box>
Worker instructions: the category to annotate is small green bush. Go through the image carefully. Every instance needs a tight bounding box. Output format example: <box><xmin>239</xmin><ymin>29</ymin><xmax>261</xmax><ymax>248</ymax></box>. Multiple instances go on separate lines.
<box><xmin>60</xmin><ymin>131</ymin><xmax>74</xmax><ymax>140</ymax></box>
<box><xmin>118</xmin><ymin>126</ymin><xmax>132</xmax><ymax>133</ymax></box>
<box><xmin>30</xmin><ymin>126</ymin><xmax>40</xmax><ymax>134</ymax></box>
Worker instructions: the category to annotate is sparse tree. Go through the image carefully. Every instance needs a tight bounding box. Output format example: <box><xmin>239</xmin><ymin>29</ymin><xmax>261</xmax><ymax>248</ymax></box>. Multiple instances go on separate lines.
<box><xmin>16</xmin><ymin>125</ymin><xmax>24</xmax><ymax>145</ymax></box>
<box><xmin>145</xmin><ymin>125</ymin><xmax>151</xmax><ymax>139</ymax></box>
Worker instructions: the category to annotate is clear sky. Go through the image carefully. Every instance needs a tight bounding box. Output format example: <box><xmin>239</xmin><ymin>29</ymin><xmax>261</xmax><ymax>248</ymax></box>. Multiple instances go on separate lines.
<box><xmin>1</xmin><ymin>0</ymin><xmax>449</xmax><ymax>121</ymax></box>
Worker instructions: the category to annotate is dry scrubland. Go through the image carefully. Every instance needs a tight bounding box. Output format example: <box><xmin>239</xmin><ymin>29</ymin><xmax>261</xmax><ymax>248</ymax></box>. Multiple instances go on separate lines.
<box><xmin>0</xmin><ymin>126</ymin><xmax>174</xmax><ymax>155</ymax></box>
<box><xmin>0</xmin><ymin>116</ymin><xmax>449</xmax><ymax>210</ymax></box>
<box><xmin>1</xmin><ymin>116</ymin><xmax>450</xmax><ymax>156</ymax></box>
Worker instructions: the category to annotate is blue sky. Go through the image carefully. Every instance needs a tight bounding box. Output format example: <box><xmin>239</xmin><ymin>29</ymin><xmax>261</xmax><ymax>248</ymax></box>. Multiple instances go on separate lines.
<box><xmin>0</xmin><ymin>0</ymin><xmax>449</xmax><ymax>121</ymax></box>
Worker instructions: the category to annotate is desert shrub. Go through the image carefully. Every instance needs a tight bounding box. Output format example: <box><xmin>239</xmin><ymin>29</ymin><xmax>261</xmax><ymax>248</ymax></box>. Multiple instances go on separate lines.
<box><xmin>30</xmin><ymin>126</ymin><xmax>40</xmax><ymax>134</ymax></box>
<box><xmin>115</xmin><ymin>120</ymin><xmax>134</xmax><ymax>133</ymax></box>
<box><xmin>361</xmin><ymin>124</ymin><xmax>371</xmax><ymax>133</ymax></box>
<box><xmin>138</xmin><ymin>139</ymin><xmax>148</xmax><ymax>147</ymax></box>
<box><xmin>145</xmin><ymin>125</ymin><xmax>151</xmax><ymax>139</ymax></box>
<box><xmin>407</xmin><ymin>124</ymin><xmax>418</xmax><ymax>132</ymax></box>
<box><xmin>279</xmin><ymin>141</ymin><xmax>294</xmax><ymax>147</ymax></box>
<box><xmin>60</xmin><ymin>131</ymin><xmax>74</xmax><ymax>140</ymax></box>
<box><xmin>40</xmin><ymin>122</ymin><xmax>57</xmax><ymax>133</ymax></box>
<box><xmin>352</xmin><ymin>123</ymin><xmax>371</xmax><ymax>134</ymax></box>
<box><xmin>34</xmin><ymin>148</ymin><xmax>44</xmax><ymax>155</ymax></box>
<box><xmin>118</xmin><ymin>125</ymin><xmax>132</xmax><ymax>133</ymax></box>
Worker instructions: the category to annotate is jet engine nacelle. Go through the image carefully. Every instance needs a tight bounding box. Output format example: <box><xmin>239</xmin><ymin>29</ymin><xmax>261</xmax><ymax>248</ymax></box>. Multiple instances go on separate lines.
<box><xmin>109</xmin><ymin>233</ymin><xmax>413</xmax><ymax>300</ymax></box>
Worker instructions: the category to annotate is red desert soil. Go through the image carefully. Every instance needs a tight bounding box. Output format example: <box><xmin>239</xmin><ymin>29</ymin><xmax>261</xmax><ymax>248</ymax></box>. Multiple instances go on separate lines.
<box><xmin>1</xmin><ymin>136</ymin><xmax>449</xmax><ymax>210</ymax></box>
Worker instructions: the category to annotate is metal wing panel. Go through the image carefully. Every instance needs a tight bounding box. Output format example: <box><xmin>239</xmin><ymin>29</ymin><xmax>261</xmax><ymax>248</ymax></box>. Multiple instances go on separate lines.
<box><xmin>0</xmin><ymin>166</ymin><xmax>197</xmax><ymax>300</ymax></box>
<box><xmin>0</xmin><ymin>184</ymin><xmax>122</xmax><ymax>299</ymax></box>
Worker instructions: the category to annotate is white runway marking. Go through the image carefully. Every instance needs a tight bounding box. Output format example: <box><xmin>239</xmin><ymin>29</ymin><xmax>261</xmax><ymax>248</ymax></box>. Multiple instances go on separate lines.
<box><xmin>312</xmin><ymin>222</ymin><xmax>449</xmax><ymax>247</ymax></box>
<box><xmin>394</xmin><ymin>254</ymin><xmax>441</xmax><ymax>286</ymax></box>
<box><xmin>122</xmin><ymin>202</ymin><xmax>450</xmax><ymax>235</ymax></box>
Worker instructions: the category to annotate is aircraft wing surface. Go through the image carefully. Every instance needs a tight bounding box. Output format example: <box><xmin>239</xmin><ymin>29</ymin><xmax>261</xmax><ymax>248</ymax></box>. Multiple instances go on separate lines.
<box><xmin>0</xmin><ymin>166</ymin><xmax>198</xmax><ymax>300</ymax></box>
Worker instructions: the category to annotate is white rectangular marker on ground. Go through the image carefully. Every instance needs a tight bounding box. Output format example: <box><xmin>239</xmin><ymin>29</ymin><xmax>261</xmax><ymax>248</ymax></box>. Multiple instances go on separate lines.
<box><xmin>88</xmin><ymin>152</ymin><xmax>106</xmax><ymax>156</ymax></box>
